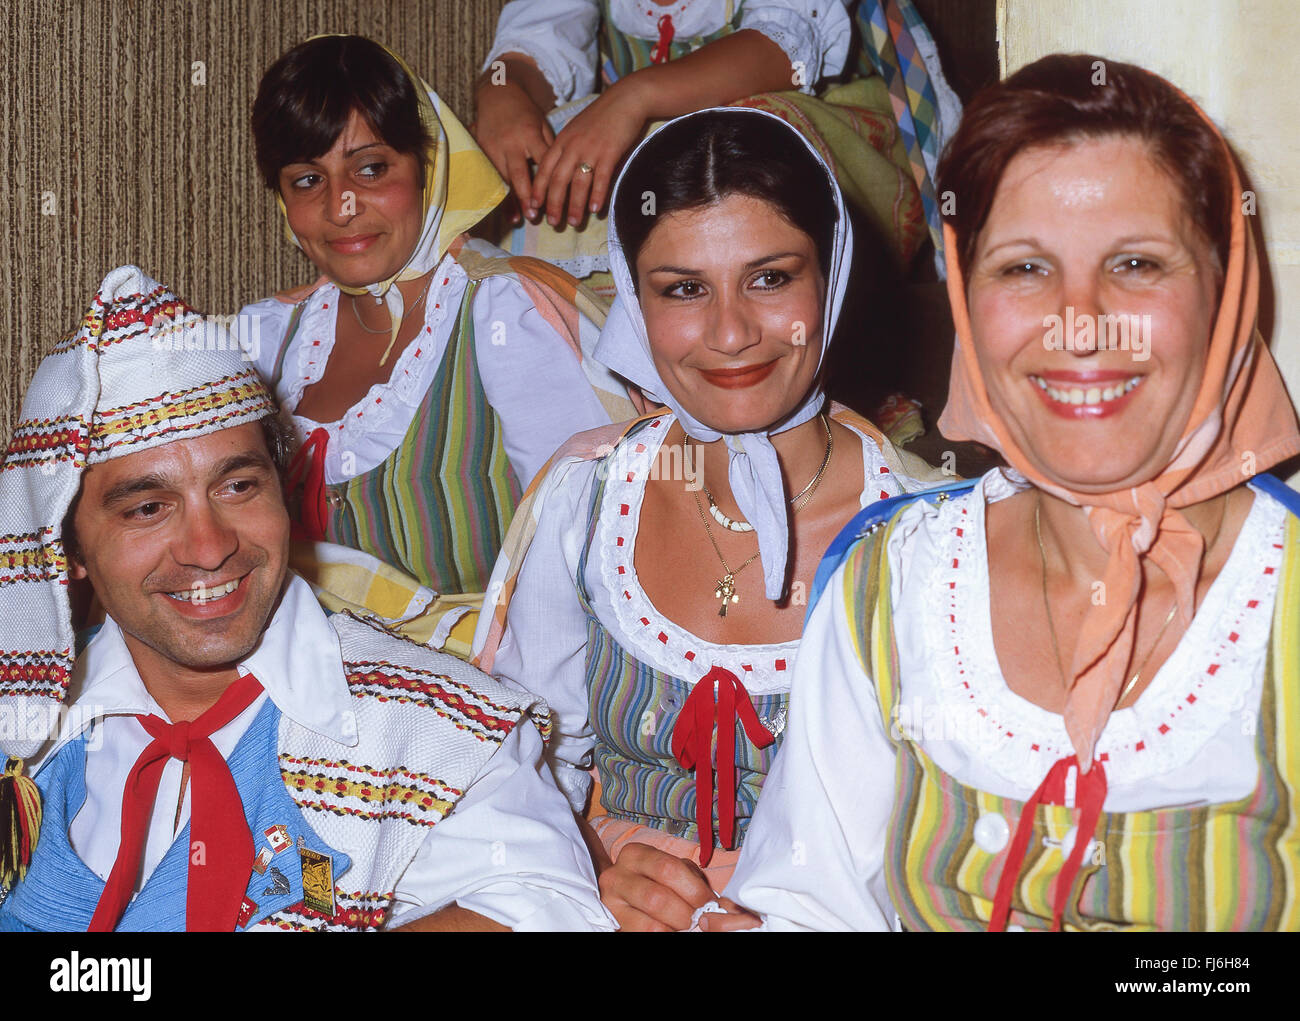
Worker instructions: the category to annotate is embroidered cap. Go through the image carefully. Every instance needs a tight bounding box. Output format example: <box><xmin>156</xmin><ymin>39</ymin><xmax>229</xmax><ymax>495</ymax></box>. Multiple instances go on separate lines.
<box><xmin>0</xmin><ymin>265</ymin><xmax>277</xmax><ymax>758</ymax></box>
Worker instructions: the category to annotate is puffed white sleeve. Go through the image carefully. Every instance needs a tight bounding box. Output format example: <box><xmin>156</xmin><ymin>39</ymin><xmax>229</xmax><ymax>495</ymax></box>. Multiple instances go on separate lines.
<box><xmin>472</xmin><ymin>272</ymin><xmax>620</xmax><ymax>490</ymax></box>
<box><xmin>739</xmin><ymin>0</ymin><xmax>851</xmax><ymax>91</ymax></box>
<box><xmin>722</xmin><ymin>547</ymin><xmax>899</xmax><ymax>930</ymax></box>
<box><xmin>483</xmin><ymin>0</ymin><xmax>601</xmax><ymax>105</ymax></box>
<box><xmin>235</xmin><ymin>296</ymin><xmax>297</xmax><ymax>388</ymax></box>
<box><xmin>385</xmin><ymin>720</ymin><xmax>616</xmax><ymax>930</ymax></box>
<box><xmin>481</xmin><ymin>457</ymin><xmax>600</xmax><ymax>815</ymax></box>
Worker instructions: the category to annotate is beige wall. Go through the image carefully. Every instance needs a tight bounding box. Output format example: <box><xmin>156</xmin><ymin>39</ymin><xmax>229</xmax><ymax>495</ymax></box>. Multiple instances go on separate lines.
<box><xmin>999</xmin><ymin>0</ymin><xmax>1300</xmax><ymax>450</ymax></box>
<box><xmin>1</xmin><ymin>0</ymin><xmax>506</xmax><ymax>434</ymax></box>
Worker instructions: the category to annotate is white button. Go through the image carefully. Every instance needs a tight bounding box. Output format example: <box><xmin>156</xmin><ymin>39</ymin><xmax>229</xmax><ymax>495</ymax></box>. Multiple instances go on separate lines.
<box><xmin>973</xmin><ymin>813</ymin><xmax>1009</xmax><ymax>853</ymax></box>
<box><xmin>1062</xmin><ymin>825</ymin><xmax>1080</xmax><ymax>858</ymax></box>
<box><xmin>1058</xmin><ymin>825</ymin><xmax>1100</xmax><ymax>863</ymax></box>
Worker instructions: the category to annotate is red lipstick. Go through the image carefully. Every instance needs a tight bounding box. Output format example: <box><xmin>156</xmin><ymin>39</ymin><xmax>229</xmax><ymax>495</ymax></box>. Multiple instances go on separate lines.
<box><xmin>699</xmin><ymin>360</ymin><xmax>779</xmax><ymax>390</ymax></box>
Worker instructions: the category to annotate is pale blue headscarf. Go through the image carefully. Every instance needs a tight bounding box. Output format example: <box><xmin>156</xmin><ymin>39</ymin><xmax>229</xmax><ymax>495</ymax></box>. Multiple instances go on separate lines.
<box><xmin>595</xmin><ymin>107</ymin><xmax>853</xmax><ymax>600</ymax></box>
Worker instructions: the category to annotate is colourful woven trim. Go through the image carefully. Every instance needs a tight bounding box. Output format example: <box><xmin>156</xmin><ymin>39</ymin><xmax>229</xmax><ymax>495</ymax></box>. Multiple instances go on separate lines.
<box><xmin>51</xmin><ymin>314</ymin><xmax>101</xmax><ymax>355</ymax></box>
<box><xmin>0</xmin><ymin>650</ymin><xmax>71</xmax><ymax>698</ymax></box>
<box><xmin>89</xmin><ymin>373</ymin><xmax>276</xmax><ymax>456</ymax></box>
<box><xmin>99</xmin><ymin>290</ymin><xmax>192</xmax><ymax>350</ymax></box>
<box><xmin>253</xmin><ymin>890</ymin><xmax>393</xmax><ymax>932</ymax></box>
<box><xmin>0</xmin><ymin>530</ymin><xmax>67</xmax><ymax>587</ymax></box>
<box><xmin>3</xmin><ymin>417</ymin><xmax>91</xmax><ymax>472</ymax></box>
<box><xmin>279</xmin><ymin>754</ymin><xmax>461</xmax><ymax>825</ymax></box>
<box><xmin>345</xmin><ymin>660</ymin><xmax>526</xmax><ymax>742</ymax></box>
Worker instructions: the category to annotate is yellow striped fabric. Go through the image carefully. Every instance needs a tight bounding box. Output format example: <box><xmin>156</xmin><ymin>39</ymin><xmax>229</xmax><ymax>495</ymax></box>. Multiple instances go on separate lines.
<box><xmin>843</xmin><ymin>506</ymin><xmax>1300</xmax><ymax>931</ymax></box>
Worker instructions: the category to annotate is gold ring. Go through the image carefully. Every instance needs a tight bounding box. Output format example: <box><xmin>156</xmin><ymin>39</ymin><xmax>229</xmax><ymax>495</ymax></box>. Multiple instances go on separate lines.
<box><xmin>578</xmin><ymin>162</ymin><xmax>594</xmax><ymax>174</ymax></box>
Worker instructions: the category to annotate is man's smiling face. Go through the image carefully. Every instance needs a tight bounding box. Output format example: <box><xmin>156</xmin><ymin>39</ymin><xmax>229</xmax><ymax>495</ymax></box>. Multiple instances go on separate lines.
<box><xmin>68</xmin><ymin>422</ymin><xmax>290</xmax><ymax>680</ymax></box>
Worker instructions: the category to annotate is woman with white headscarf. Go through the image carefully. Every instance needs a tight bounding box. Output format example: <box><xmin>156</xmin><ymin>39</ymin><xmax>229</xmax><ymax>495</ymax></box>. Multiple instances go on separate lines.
<box><xmin>239</xmin><ymin>36</ymin><xmax>636</xmax><ymax>639</ymax></box>
<box><xmin>473</xmin><ymin>107</ymin><xmax>938</xmax><ymax>930</ymax></box>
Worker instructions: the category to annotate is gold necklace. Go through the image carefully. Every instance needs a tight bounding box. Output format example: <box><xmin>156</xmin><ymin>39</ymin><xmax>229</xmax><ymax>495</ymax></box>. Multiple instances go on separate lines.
<box><xmin>1033</xmin><ymin>491</ymin><xmax>1228</xmax><ymax>706</ymax></box>
<box><xmin>349</xmin><ymin>274</ymin><xmax>434</xmax><ymax>337</ymax></box>
<box><xmin>1111</xmin><ymin>491</ymin><xmax>1229</xmax><ymax>706</ymax></box>
<box><xmin>789</xmin><ymin>414</ymin><xmax>834</xmax><ymax>511</ymax></box>
<box><xmin>693</xmin><ymin>488</ymin><xmax>761</xmax><ymax>617</ymax></box>
<box><xmin>699</xmin><ymin>414</ymin><xmax>834</xmax><ymax>532</ymax></box>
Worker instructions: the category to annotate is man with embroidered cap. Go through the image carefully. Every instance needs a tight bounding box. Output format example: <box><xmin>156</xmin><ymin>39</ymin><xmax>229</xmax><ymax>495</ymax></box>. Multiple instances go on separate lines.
<box><xmin>0</xmin><ymin>265</ymin><xmax>612</xmax><ymax>931</ymax></box>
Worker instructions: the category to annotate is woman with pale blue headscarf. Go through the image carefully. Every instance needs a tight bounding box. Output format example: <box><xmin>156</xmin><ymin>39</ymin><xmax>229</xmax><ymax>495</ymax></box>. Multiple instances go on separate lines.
<box><xmin>472</xmin><ymin>107</ymin><xmax>939</xmax><ymax>931</ymax></box>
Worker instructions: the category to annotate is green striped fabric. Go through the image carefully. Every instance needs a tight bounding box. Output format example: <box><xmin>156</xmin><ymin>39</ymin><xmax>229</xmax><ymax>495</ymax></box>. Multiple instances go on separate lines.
<box><xmin>845</xmin><ymin>509</ymin><xmax>1300</xmax><ymax>931</ymax></box>
<box><xmin>271</xmin><ymin>280</ymin><xmax>521</xmax><ymax>596</ymax></box>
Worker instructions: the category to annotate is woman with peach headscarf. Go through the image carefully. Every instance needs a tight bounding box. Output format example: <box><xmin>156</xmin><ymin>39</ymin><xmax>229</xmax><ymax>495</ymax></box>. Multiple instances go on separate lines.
<box><xmin>722</xmin><ymin>54</ymin><xmax>1300</xmax><ymax>932</ymax></box>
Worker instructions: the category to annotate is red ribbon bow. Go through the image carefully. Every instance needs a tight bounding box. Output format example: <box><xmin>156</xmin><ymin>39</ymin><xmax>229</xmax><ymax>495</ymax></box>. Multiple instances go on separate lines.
<box><xmin>670</xmin><ymin>666</ymin><xmax>775</xmax><ymax>866</ymax></box>
<box><xmin>284</xmin><ymin>426</ymin><xmax>330</xmax><ymax>541</ymax></box>
<box><xmin>988</xmin><ymin>754</ymin><xmax>1108</xmax><ymax>932</ymax></box>
<box><xmin>649</xmin><ymin>13</ymin><xmax>675</xmax><ymax>64</ymax></box>
<box><xmin>88</xmin><ymin>673</ymin><xmax>264</xmax><ymax>932</ymax></box>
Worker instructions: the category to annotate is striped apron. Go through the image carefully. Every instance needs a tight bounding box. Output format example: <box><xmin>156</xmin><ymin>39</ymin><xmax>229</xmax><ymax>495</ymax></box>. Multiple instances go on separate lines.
<box><xmin>844</xmin><ymin>510</ymin><xmax>1300</xmax><ymax>931</ymax></box>
<box><xmin>271</xmin><ymin>279</ymin><xmax>521</xmax><ymax>596</ymax></box>
<box><xmin>575</xmin><ymin>425</ymin><xmax>787</xmax><ymax>851</ymax></box>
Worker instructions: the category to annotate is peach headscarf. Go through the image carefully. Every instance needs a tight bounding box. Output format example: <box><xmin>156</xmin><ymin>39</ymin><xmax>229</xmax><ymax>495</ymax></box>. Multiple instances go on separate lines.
<box><xmin>938</xmin><ymin>93</ymin><xmax>1300</xmax><ymax>768</ymax></box>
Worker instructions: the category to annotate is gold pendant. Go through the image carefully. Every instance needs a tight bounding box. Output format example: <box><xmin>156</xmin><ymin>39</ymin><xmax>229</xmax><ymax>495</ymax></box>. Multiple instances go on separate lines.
<box><xmin>714</xmin><ymin>573</ymin><xmax>740</xmax><ymax>617</ymax></box>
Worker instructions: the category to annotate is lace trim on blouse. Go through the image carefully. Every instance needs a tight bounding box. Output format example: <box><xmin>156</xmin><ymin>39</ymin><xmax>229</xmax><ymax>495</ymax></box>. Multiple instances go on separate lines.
<box><xmin>278</xmin><ymin>259</ymin><xmax>465</xmax><ymax>477</ymax></box>
<box><xmin>916</xmin><ymin>473</ymin><xmax>1284</xmax><ymax>790</ymax></box>
<box><xmin>593</xmin><ymin>411</ymin><xmax>907</xmax><ymax>694</ymax></box>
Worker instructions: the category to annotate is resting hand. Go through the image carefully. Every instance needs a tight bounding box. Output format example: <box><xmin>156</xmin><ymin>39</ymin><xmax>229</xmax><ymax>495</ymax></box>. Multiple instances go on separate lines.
<box><xmin>529</xmin><ymin>80</ymin><xmax>649</xmax><ymax>229</ymax></box>
<box><xmin>599</xmin><ymin>843</ymin><xmax>715</xmax><ymax>932</ymax></box>
<box><xmin>697</xmin><ymin>896</ymin><xmax>762</xmax><ymax>932</ymax></box>
<box><xmin>474</xmin><ymin>78</ymin><xmax>555</xmax><ymax>224</ymax></box>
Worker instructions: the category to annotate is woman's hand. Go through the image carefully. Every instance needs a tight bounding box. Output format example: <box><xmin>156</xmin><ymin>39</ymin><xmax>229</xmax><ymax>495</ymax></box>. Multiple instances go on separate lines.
<box><xmin>474</xmin><ymin>56</ymin><xmax>557</xmax><ymax>224</ymax></box>
<box><xmin>598</xmin><ymin>843</ymin><xmax>716</xmax><ymax>932</ymax></box>
<box><xmin>529</xmin><ymin>79</ymin><xmax>650</xmax><ymax>229</ymax></box>
<box><xmin>698</xmin><ymin>896</ymin><xmax>762</xmax><ymax>932</ymax></box>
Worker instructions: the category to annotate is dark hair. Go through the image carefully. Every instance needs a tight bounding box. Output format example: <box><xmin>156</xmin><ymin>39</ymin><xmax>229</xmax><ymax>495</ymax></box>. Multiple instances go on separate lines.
<box><xmin>613</xmin><ymin>111</ymin><xmax>839</xmax><ymax>290</ymax></box>
<box><xmin>251</xmin><ymin>35</ymin><xmax>433</xmax><ymax>192</ymax></box>
<box><xmin>936</xmin><ymin>54</ymin><xmax>1233</xmax><ymax>278</ymax></box>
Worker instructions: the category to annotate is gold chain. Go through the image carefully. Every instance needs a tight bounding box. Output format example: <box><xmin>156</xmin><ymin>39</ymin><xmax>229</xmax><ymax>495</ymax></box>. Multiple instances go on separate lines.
<box><xmin>1033</xmin><ymin>490</ymin><xmax>1228</xmax><ymax>706</ymax></box>
<box><xmin>789</xmin><ymin>414</ymin><xmax>834</xmax><ymax>510</ymax></box>
<box><xmin>700</xmin><ymin>413</ymin><xmax>834</xmax><ymax>532</ymax></box>
<box><xmin>349</xmin><ymin>273</ymin><xmax>434</xmax><ymax>337</ymax></box>
<box><xmin>692</xmin><ymin>488</ymin><xmax>761</xmax><ymax>617</ymax></box>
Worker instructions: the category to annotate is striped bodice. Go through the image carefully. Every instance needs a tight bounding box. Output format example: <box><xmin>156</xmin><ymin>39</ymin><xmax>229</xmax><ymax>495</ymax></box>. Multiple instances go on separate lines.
<box><xmin>598</xmin><ymin>0</ymin><xmax>737</xmax><ymax>85</ymax></box>
<box><xmin>844</xmin><ymin>507</ymin><xmax>1300</xmax><ymax>932</ymax></box>
<box><xmin>271</xmin><ymin>279</ymin><xmax>521</xmax><ymax>595</ymax></box>
<box><xmin>575</xmin><ymin>423</ymin><xmax>787</xmax><ymax>846</ymax></box>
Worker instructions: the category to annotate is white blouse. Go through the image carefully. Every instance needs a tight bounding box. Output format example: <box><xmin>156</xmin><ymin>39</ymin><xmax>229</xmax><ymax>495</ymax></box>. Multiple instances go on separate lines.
<box><xmin>484</xmin><ymin>0</ymin><xmax>852</xmax><ymax>104</ymax></box>
<box><xmin>487</xmin><ymin>411</ymin><xmax>918</xmax><ymax>812</ymax></box>
<box><xmin>239</xmin><ymin>244</ymin><xmax>619</xmax><ymax>490</ymax></box>
<box><xmin>726</xmin><ymin>471</ymin><xmax>1288</xmax><ymax>930</ymax></box>
<box><xmin>38</xmin><ymin>575</ymin><xmax>614</xmax><ymax>931</ymax></box>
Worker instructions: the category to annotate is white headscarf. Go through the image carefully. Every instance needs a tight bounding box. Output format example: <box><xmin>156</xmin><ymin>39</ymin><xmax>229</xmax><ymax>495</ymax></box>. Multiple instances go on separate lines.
<box><xmin>595</xmin><ymin>107</ymin><xmax>853</xmax><ymax>600</ymax></box>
